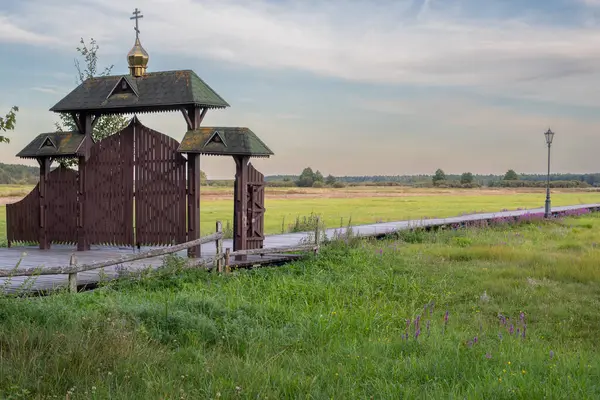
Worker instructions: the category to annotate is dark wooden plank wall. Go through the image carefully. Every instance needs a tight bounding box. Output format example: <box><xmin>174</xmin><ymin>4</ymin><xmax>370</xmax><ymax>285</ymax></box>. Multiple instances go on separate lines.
<box><xmin>7</xmin><ymin>121</ymin><xmax>189</xmax><ymax>250</ymax></box>
<box><xmin>6</xmin><ymin>185</ymin><xmax>40</xmax><ymax>246</ymax></box>
<box><xmin>85</xmin><ymin>125</ymin><xmax>135</xmax><ymax>246</ymax></box>
<box><xmin>46</xmin><ymin>167</ymin><xmax>78</xmax><ymax>244</ymax></box>
<box><xmin>134</xmin><ymin>124</ymin><xmax>187</xmax><ymax>246</ymax></box>
<box><xmin>246</xmin><ymin>163</ymin><xmax>265</xmax><ymax>250</ymax></box>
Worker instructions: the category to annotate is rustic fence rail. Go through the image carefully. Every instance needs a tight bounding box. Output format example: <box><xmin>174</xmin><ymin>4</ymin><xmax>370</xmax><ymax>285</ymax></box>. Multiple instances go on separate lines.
<box><xmin>0</xmin><ymin>219</ymin><xmax>321</xmax><ymax>293</ymax></box>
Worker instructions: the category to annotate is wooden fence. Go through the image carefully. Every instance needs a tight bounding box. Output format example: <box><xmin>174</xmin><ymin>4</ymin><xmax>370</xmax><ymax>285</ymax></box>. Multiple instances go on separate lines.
<box><xmin>0</xmin><ymin>220</ymin><xmax>321</xmax><ymax>293</ymax></box>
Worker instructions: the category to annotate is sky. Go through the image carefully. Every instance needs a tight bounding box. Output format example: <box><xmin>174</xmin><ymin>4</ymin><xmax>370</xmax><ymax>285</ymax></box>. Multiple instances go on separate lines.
<box><xmin>1</xmin><ymin>0</ymin><xmax>600</xmax><ymax>179</ymax></box>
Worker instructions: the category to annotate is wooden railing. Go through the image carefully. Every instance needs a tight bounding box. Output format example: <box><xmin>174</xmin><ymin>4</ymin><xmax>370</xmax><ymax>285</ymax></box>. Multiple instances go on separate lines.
<box><xmin>0</xmin><ymin>220</ymin><xmax>321</xmax><ymax>293</ymax></box>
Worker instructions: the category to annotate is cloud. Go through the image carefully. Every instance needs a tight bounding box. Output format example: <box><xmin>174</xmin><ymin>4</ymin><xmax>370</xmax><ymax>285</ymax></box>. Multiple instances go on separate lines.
<box><xmin>1</xmin><ymin>0</ymin><xmax>600</xmax><ymax>107</ymax></box>
<box><xmin>30</xmin><ymin>85</ymin><xmax>70</xmax><ymax>95</ymax></box>
<box><xmin>3</xmin><ymin>0</ymin><xmax>600</xmax><ymax>178</ymax></box>
<box><xmin>0</xmin><ymin>15</ymin><xmax>57</xmax><ymax>45</ymax></box>
<box><xmin>579</xmin><ymin>0</ymin><xmax>600</xmax><ymax>6</ymax></box>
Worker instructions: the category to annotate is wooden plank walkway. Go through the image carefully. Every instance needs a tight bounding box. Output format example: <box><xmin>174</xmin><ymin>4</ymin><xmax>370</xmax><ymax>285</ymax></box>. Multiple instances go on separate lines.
<box><xmin>1</xmin><ymin>203</ymin><xmax>599</xmax><ymax>294</ymax></box>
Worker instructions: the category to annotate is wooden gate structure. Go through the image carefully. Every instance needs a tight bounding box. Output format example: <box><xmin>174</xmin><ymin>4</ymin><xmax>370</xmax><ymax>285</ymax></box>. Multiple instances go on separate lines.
<box><xmin>246</xmin><ymin>163</ymin><xmax>266</xmax><ymax>250</ymax></box>
<box><xmin>7</xmin><ymin>9</ymin><xmax>274</xmax><ymax>256</ymax></box>
<box><xmin>178</xmin><ymin>127</ymin><xmax>273</xmax><ymax>257</ymax></box>
<box><xmin>7</xmin><ymin>166</ymin><xmax>78</xmax><ymax>248</ymax></box>
<box><xmin>82</xmin><ymin>119</ymin><xmax>187</xmax><ymax>248</ymax></box>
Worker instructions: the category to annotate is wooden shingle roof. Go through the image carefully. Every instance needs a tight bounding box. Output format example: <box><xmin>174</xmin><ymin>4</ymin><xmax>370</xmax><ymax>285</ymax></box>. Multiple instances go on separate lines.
<box><xmin>178</xmin><ymin>127</ymin><xmax>274</xmax><ymax>158</ymax></box>
<box><xmin>16</xmin><ymin>132</ymin><xmax>87</xmax><ymax>159</ymax></box>
<box><xmin>49</xmin><ymin>70</ymin><xmax>229</xmax><ymax>114</ymax></box>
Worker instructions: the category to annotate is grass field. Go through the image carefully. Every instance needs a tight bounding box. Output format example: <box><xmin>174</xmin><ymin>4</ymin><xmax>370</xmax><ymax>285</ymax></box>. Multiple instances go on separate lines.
<box><xmin>1</xmin><ymin>186</ymin><xmax>600</xmax><ymax>244</ymax></box>
<box><xmin>1</xmin><ymin>213</ymin><xmax>599</xmax><ymax>398</ymax></box>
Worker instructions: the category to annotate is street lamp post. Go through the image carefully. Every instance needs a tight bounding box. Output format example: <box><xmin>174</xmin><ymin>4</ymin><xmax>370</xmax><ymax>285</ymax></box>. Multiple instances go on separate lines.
<box><xmin>544</xmin><ymin>128</ymin><xmax>555</xmax><ymax>218</ymax></box>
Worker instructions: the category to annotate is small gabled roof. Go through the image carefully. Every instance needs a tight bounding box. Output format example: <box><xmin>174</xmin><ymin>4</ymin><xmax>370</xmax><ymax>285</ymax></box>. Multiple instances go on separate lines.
<box><xmin>49</xmin><ymin>70</ymin><xmax>230</xmax><ymax>115</ymax></box>
<box><xmin>16</xmin><ymin>132</ymin><xmax>88</xmax><ymax>159</ymax></box>
<box><xmin>108</xmin><ymin>75</ymin><xmax>140</xmax><ymax>98</ymax></box>
<box><xmin>178</xmin><ymin>127</ymin><xmax>274</xmax><ymax>158</ymax></box>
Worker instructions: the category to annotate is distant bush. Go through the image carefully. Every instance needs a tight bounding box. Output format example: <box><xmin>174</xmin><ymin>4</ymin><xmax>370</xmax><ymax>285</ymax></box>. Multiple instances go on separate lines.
<box><xmin>433</xmin><ymin>180</ymin><xmax>481</xmax><ymax>189</ymax></box>
<box><xmin>488</xmin><ymin>180</ymin><xmax>590</xmax><ymax>189</ymax></box>
<box><xmin>266</xmin><ymin>180</ymin><xmax>297</xmax><ymax>188</ymax></box>
<box><xmin>345</xmin><ymin>181</ymin><xmax>406</xmax><ymax>187</ymax></box>
<box><xmin>206</xmin><ymin>180</ymin><xmax>234</xmax><ymax>187</ymax></box>
<box><xmin>332</xmin><ymin>181</ymin><xmax>346</xmax><ymax>188</ymax></box>
<box><xmin>312</xmin><ymin>181</ymin><xmax>325</xmax><ymax>188</ymax></box>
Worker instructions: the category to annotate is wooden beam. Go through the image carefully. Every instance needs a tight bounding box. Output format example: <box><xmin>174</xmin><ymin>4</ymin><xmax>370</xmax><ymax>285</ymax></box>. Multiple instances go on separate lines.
<box><xmin>186</xmin><ymin>105</ymin><xmax>205</xmax><ymax>258</ymax></box>
<box><xmin>180</xmin><ymin>107</ymin><xmax>193</xmax><ymax>131</ymax></box>
<box><xmin>229</xmin><ymin>244</ymin><xmax>318</xmax><ymax>257</ymax></box>
<box><xmin>71</xmin><ymin>112</ymin><xmax>84</xmax><ymax>134</ymax></box>
<box><xmin>233</xmin><ymin>155</ymin><xmax>250</xmax><ymax>261</ymax></box>
<box><xmin>37</xmin><ymin>157</ymin><xmax>51</xmax><ymax>250</ymax></box>
<box><xmin>0</xmin><ymin>232</ymin><xmax>224</xmax><ymax>277</ymax></box>
<box><xmin>198</xmin><ymin>107</ymin><xmax>208</xmax><ymax>125</ymax></box>
<box><xmin>187</xmin><ymin>154</ymin><xmax>201</xmax><ymax>257</ymax></box>
<box><xmin>91</xmin><ymin>113</ymin><xmax>101</xmax><ymax>129</ymax></box>
<box><xmin>77</xmin><ymin>113</ymin><xmax>93</xmax><ymax>252</ymax></box>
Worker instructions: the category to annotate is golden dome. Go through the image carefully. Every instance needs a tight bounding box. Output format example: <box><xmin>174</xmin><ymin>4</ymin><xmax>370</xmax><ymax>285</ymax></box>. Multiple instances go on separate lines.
<box><xmin>127</xmin><ymin>37</ymin><xmax>149</xmax><ymax>77</ymax></box>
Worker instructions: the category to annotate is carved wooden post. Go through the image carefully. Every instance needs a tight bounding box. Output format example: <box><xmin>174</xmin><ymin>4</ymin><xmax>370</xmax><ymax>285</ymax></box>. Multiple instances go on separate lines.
<box><xmin>77</xmin><ymin>112</ymin><xmax>92</xmax><ymax>251</ymax></box>
<box><xmin>224</xmin><ymin>248</ymin><xmax>231</xmax><ymax>274</ymax></box>
<box><xmin>233</xmin><ymin>155</ymin><xmax>250</xmax><ymax>261</ymax></box>
<box><xmin>187</xmin><ymin>154</ymin><xmax>201</xmax><ymax>257</ymax></box>
<box><xmin>185</xmin><ymin>106</ymin><xmax>206</xmax><ymax>258</ymax></box>
<box><xmin>68</xmin><ymin>254</ymin><xmax>78</xmax><ymax>293</ymax></box>
<box><xmin>38</xmin><ymin>157</ymin><xmax>51</xmax><ymax>249</ymax></box>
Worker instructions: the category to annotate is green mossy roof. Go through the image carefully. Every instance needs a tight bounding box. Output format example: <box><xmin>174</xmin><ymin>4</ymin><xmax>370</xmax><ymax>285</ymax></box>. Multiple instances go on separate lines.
<box><xmin>16</xmin><ymin>132</ymin><xmax>87</xmax><ymax>159</ymax></box>
<box><xmin>49</xmin><ymin>70</ymin><xmax>229</xmax><ymax>114</ymax></box>
<box><xmin>178</xmin><ymin>127</ymin><xmax>274</xmax><ymax>158</ymax></box>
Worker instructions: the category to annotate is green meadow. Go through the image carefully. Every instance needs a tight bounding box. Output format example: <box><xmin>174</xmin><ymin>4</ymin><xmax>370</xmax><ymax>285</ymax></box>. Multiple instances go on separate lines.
<box><xmin>1</xmin><ymin>189</ymin><xmax>600</xmax><ymax>244</ymax></box>
<box><xmin>200</xmin><ymin>191</ymin><xmax>600</xmax><ymax>235</ymax></box>
<box><xmin>1</xmin><ymin>213</ymin><xmax>599</xmax><ymax>398</ymax></box>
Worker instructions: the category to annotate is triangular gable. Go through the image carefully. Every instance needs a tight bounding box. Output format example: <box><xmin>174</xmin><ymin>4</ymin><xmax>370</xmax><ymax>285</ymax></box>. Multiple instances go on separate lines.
<box><xmin>39</xmin><ymin>135</ymin><xmax>57</xmax><ymax>149</ymax></box>
<box><xmin>204</xmin><ymin>130</ymin><xmax>227</xmax><ymax>148</ymax></box>
<box><xmin>107</xmin><ymin>75</ymin><xmax>140</xmax><ymax>99</ymax></box>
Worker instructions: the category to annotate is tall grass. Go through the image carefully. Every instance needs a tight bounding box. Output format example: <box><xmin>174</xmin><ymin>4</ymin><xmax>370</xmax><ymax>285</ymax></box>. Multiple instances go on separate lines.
<box><xmin>1</xmin><ymin>214</ymin><xmax>599</xmax><ymax>397</ymax></box>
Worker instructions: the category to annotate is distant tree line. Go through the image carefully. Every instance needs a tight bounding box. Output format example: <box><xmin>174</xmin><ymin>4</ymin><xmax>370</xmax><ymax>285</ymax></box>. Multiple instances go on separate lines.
<box><xmin>0</xmin><ymin>163</ymin><xmax>39</xmax><ymax>185</ymax></box>
<box><xmin>0</xmin><ymin>162</ymin><xmax>209</xmax><ymax>186</ymax></box>
<box><xmin>265</xmin><ymin>167</ymin><xmax>600</xmax><ymax>189</ymax></box>
<box><xmin>3</xmin><ymin>162</ymin><xmax>599</xmax><ymax>189</ymax></box>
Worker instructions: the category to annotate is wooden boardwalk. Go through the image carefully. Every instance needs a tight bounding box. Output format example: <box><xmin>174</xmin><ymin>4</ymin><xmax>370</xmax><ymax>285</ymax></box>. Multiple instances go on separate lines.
<box><xmin>1</xmin><ymin>203</ymin><xmax>598</xmax><ymax>294</ymax></box>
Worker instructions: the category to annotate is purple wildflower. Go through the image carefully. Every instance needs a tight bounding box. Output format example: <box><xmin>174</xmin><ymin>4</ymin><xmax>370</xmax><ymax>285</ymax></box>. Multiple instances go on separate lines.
<box><xmin>509</xmin><ymin>324</ymin><xmax>514</xmax><ymax>335</ymax></box>
<box><xmin>485</xmin><ymin>353</ymin><xmax>492</xmax><ymax>359</ymax></box>
<box><xmin>550</xmin><ymin>350</ymin><xmax>555</xmax><ymax>360</ymax></box>
<box><xmin>415</xmin><ymin>328</ymin><xmax>421</xmax><ymax>340</ymax></box>
<box><xmin>516</xmin><ymin>328</ymin><xmax>520</xmax><ymax>336</ymax></box>
<box><xmin>522</xmin><ymin>324</ymin><xmax>526</xmax><ymax>339</ymax></box>
<box><xmin>498</xmin><ymin>332</ymin><xmax>503</xmax><ymax>340</ymax></box>
<box><xmin>429</xmin><ymin>302</ymin><xmax>435</xmax><ymax>315</ymax></box>
<box><xmin>442</xmin><ymin>310</ymin><xmax>449</xmax><ymax>335</ymax></box>
<box><xmin>520</xmin><ymin>312</ymin><xmax>525</xmax><ymax>324</ymax></box>
<box><xmin>406</xmin><ymin>319</ymin><xmax>411</xmax><ymax>330</ymax></box>
<box><xmin>473</xmin><ymin>336</ymin><xmax>478</xmax><ymax>344</ymax></box>
<box><xmin>426</xmin><ymin>320</ymin><xmax>431</xmax><ymax>336</ymax></box>
<box><xmin>415</xmin><ymin>315</ymin><xmax>421</xmax><ymax>329</ymax></box>
<box><xmin>467</xmin><ymin>340</ymin><xmax>473</xmax><ymax>347</ymax></box>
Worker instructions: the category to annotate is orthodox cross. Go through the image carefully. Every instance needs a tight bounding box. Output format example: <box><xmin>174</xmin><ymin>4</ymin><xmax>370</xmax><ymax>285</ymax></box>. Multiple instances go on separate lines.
<box><xmin>130</xmin><ymin>8</ymin><xmax>144</xmax><ymax>39</ymax></box>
